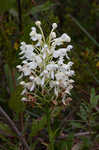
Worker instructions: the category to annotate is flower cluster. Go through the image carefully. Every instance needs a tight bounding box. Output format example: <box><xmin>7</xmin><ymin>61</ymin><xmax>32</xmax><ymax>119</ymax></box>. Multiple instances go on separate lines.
<box><xmin>17</xmin><ymin>21</ymin><xmax>74</xmax><ymax>105</ymax></box>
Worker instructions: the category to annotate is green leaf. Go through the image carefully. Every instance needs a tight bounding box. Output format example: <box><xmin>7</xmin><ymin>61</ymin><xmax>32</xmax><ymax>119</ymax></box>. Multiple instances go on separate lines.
<box><xmin>30</xmin><ymin>115</ymin><xmax>47</xmax><ymax>137</ymax></box>
<box><xmin>90</xmin><ymin>88</ymin><xmax>99</xmax><ymax>107</ymax></box>
<box><xmin>4</xmin><ymin>64</ymin><xmax>14</xmax><ymax>94</ymax></box>
<box><xmin>90</xmin><ymin>88</ymin><xmax>95</xmax><ymax>104</ymax></box>
<box><xmin>9</xmin><ymin>86</ymin><xmax>25</xmax><ymax>114</ymax></box>
<box><xmin>91</xmin><ymin>95</ymin><xmax>99</xmax><ymax>107</ymax></box>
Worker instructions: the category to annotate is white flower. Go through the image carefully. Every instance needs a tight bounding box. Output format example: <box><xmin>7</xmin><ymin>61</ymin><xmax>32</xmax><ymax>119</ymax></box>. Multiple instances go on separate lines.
<box><xmin>53</xmin><ymin>50</ymin><xmax>60</xmax><ymax>58</ymax></box>
<box><xmin>29</xmin><ymin>76</ymin><xmax>34</xmax><ymax>80</ymax></box>
<box><xmin>46</xmin><ymin>63</ymin><xmax>58</xmax><ymax>71</ymax></box>
<box><xmin>58</xmin><ymin>57</ymin><xmax>64</xmax><ymax>65</ymax></box>
<box><xmin>31</xmin><ymin>27</ymin><xmax>36</xmax><ymax>32</ymax></box>
<box><xmin>30</xmin><ymin>82</ymin><xmax>35</xmax><ymax>91</ymax></box>
<box><xmin>29</xmin><ymin>27</ymin><xmax>36</xmax><ymax>37</ymax></box>
<box><xmin>68</xmin><ymin>61</ymin><xmax>74</xmax><ymax>66</ymax></box>
<box><xmin>30</xmin><ymin>27</ymin><xmax>42</xmax><ymax>42</ymax></box>
<box><xmin>21</xmin><ymin>97</ymin><xmax>27</xmax><ymax>101</ymax></box>
<box><xmin>53</xmin><ymin>48</ymin><xmax>66</xmax><ymax>58</ymax></box>
<box><xmin>35</xmin><ymin>55</ymin><xmax>42</xmax><ymax>65</ymax></box>
<box><xmin>55</xmin><ymin>72</ymin><xmax>65</xmax><ymax>81</ymax></box>
<box><xmin>35</xmin><ymin>77</ymin><xmax>41</xmax><ymax>85</ymax></box>
<box><xmin>52</xmin><ymin>38</ymin><xmax>63</xmax><ymax>46</ymax></box>
<box><xmin>30</xmin><ymin>32</ymin><xmax>42</xmax><ymax>42</ymax></box>
<box><xmin>41</xmin><ymin>77</ymin><xmax>45</xmax><ymax>86</ymax></box>
<box><xmin>20</xmin><ymin>81</ymin><xmax>25</xmax><ymax>85</ymax></box>
<box><xmin>67</xmin><ymin>45</ymin><xmax>73</xmax><ymax>50</ymax></box>
<box><xmin>37</xmin><ymin>34</ymin><xmax>42</xmax><ymax>40</ymax></box>
<box><xmin>61</xmin><ymin>33</ymin><xmax>71</xmax><ymax>42</ymax></box>
<box><xmin>17</xmin><ymin>21</ymin><xmax>74</xmax><ymax>104</ymax></box>
<box><xmin>54</xmin><ymin>87</ymin><xmax>58</xmax><ymax>96</ymax></box>
<box><xmin>41</xmin><ymin>44</ymin><xmax>49</xmax><ymax>59</ymax></box>
<box><xmin>22</xmin><ymin>60</ymin><xmax>28</xmax><ymax>64</ymax></box>
<box><xmin>16</xmin><ymin>65</ymin><xmax>22</xmax><ymax>70</ymax></box>
<box><xmin>40</xmin><ymin>70</ymin><xmax>49</xmax><ymax>78</ymax></box>
<box><xmin>50</xmin><ymin>32</ymin><xmax>56</xmax><ymax>39</ymax></box>
<box><xmin>50</xmin><ymin>80</ymin><xmax>59</xmax><ymax>88</ymax></box>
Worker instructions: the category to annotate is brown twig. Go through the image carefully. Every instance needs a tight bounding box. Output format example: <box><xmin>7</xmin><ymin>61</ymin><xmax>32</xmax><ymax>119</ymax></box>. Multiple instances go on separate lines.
<box><xmin>58</xmin><ymin>131</ymin><xmax>94</xmax><ymax>140</ymax></box>
<box><xmin>20</xmin><ymin>112</ymin><xmax>24</xmax><ymax>132</ymax></box>
<box><xmin>0</xmin><ymin>106</ymin><xmax>30</xmax><ymax>150</ymax></box>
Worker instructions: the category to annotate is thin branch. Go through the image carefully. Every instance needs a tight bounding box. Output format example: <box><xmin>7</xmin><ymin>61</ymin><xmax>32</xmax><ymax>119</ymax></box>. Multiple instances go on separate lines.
<box><xmin>58</xmin><ymin>131</ymin><xmax>94</xmax><ymax>140</ymax></box>
<box><xmin>75</xmin><ymin>131</ymin><xmax>94</xmax><ymax>137</ymax></box>
<box><xmin>0</xmin><ymin>106</ymin><xmax>30</xmax><ymax>150</ymax></box>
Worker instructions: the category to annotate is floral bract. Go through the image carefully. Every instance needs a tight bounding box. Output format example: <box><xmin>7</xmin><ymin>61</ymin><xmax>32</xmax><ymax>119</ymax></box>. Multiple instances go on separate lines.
<box><xmin>16</xmin><ymin>21</ymin><xmax>74</xmax><ymax>105</ymax></box>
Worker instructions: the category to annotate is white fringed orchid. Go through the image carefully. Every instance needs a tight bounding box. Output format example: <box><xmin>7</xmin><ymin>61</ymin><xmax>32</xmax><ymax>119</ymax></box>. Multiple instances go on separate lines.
<box><xmin>16</xmin><ymin>21</ymin><xmax>74</xmax><ymax>105</ymax></box>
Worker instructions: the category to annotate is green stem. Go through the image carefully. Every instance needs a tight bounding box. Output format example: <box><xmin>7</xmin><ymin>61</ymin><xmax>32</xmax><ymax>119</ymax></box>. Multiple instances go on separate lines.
<box><xmin>46</xmin><ymin>110</ymin><xmax>54</xmax><ymax>150</ymax></box>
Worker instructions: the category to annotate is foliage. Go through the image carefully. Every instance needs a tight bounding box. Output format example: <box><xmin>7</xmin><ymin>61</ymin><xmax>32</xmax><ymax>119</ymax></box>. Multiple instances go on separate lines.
<box><xmin>0</xmin><ymin>0</ymin><xmax>16</xmax><ymax>12</ymax></box>
<box><xmin>0</xmin><ymin>0</ymin><xmax>99</xmax><ymax>150</ymax></box>
<box><xmin>9</xmin><ymin>86</ymin><xmax>25</xmax><ymax>114</ymax></box>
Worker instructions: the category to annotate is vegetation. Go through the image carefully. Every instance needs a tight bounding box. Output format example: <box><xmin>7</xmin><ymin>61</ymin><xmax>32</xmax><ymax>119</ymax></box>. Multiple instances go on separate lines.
<box><xmin>0</xmin><ymin>0</ymin><xmax>99</xmax><ymax>150</ymax></box>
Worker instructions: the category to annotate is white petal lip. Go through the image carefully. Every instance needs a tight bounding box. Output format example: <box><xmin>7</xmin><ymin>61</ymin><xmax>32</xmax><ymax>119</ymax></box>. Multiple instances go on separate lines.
<box><xmin>41</xmin><ymin>77</ymin><xmax>45</xmax><ymax>86</ymax></box>
<box><xmin>50</xmin><ymin>32</ymin><xmax>56</xmax><ymax>39</ymax></box>
<box><xmin>35</xmin><ymin>77</ymin><xmax>41</xmax><ymax>85</ymax></box>
<box><xmin>30</xmin><ymin>83</ymin><xmax>35</xmax><ymax>91</ymax></box>
<box><xmin>16</xmin><ymin>65</ymin><xmax>22</xmax><ymax>69</ymax></box>
<box><xmin>17</xmin><ymin>73</ymin><xmax>23</xmax><ymax>80</ymax></box>
<box><xmin>31</xmin><ymin>27</ymin><xmax>36</xmax><ymax>31</ymax></box>
<box><xmin>21</xmin><ymin>97</ymin><xmax>27</xmax><ymax>101</ymax></box>
<box><xmin>61</xmin><ymin>33</ymin><xmax>71</xmax><ymax>42</ymax></box>
<box><xmin>20</xmin><ymin>81</ymin><xmax>25</xmax><ymax>85</ymax></box>
<box><xmin>53</xmin><ymin>51</ymin><xmax>59</xmax><ymax>58</ymax></box>
<box><xmin>29</xmin><ymin>76</ymin><xmax>34</xmax><ymax>80</ymax></box>
<box><xmin>22</xmin><ymin>60</ymin><xmax>27</xmax><ymax>64</ymax></box>
<box><xmin>51</xmin><ymin>71</ymin><xmax>54</xmax><ymax>79</ymax></box>
<box><xmin>35</xmin><ymin>56</ymin><xmax>42</xmax><ymax>65</ymax></box>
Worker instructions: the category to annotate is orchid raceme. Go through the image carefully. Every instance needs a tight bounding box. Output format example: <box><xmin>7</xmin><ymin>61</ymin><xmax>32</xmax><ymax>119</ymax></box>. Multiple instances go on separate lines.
<box><xmin>16</xmin><ymin>21</ymin><xmax>74</xmax><ymax>105</ymax></box>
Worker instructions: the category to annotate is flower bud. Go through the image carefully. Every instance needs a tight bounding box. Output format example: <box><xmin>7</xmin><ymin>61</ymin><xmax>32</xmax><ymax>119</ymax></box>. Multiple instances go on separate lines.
<box><xmin>35</xmin><ymin>21</ymin><xmax>41</xmax><ymax>27</ymax></box>
<box><xmin>52</xmin><ymin>23</ymin><xmax>57</xmax><ymax>30</ymax></box>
